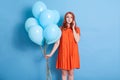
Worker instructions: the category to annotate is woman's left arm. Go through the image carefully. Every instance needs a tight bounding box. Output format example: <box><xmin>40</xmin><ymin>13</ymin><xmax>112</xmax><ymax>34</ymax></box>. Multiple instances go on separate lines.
<box><xmin>72</xmin><ymin>28</ymin><xmax>80</xmax><ymax>43</ymax></box>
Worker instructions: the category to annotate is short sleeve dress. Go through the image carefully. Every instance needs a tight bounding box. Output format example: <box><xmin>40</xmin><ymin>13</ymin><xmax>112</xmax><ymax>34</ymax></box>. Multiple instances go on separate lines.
<box><xmin>56</xmin><ymin>26</ymin><xmax>80</xmax><ymax>70</ymax></box>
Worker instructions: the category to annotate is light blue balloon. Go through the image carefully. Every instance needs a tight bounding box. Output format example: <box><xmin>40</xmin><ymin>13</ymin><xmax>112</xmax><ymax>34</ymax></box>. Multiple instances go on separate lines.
<box><xmin>32</xmin><ymin>1</ymin><xmax>47</xmax><ymax>18</ymax></box>
<box><xmin>28</xmin><ymin>25</ymin><xmax>44</xmax><ymax>46</ymax></box>
<box><xmin>52</xmin><ymin>10</ymin><xmax>60</xmax><ymax>24</ymax></box>
<box><xmin>39</xmin><ymin>10</ymin><xmax>54</xmax><ymax>29</ymax></box>
<box><xmin>25</xmin><ymin>17</ymin><xmax>38</xmax><ymax>32</ymax></box>
<box><xmin>43</xmin><ymin>24</ymin><xmax>61</xmax><ymax>44</ymax></box>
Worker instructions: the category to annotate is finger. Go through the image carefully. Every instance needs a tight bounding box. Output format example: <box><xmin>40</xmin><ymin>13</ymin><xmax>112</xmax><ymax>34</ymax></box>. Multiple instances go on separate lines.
<box><xmin>45</xmin><ymin>57</ymin><xmax>48</xmax><ymax>59</ymax></box>
<box><xmin>45</xmin><ymin>56</ymin><xmax>48</xmax><ymax>59</ymax></box>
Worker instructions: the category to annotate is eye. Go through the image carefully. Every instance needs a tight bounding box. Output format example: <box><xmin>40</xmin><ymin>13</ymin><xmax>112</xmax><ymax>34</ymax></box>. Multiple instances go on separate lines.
<box><xmin>71</xmin><ymin>16</ymin><xmax>73</xmax><ymax>18</ymax></box>
<box><xmin>66</xmin><ymin>16</ymin><xmax>69</xmax><ymax>18</ymax></box>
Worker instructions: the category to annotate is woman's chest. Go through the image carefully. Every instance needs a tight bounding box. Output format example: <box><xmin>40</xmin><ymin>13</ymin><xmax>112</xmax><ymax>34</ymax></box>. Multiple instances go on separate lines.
<box><xmin>61</xmin><ymin>29</ymin><xmax>74</xmax><ymax>43</ymax></box>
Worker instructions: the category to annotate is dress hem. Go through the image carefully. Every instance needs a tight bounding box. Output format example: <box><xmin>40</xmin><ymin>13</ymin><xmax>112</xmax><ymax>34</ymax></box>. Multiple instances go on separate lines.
<box><xmin>56</xmin><ymin>67</ymin><xmax>80</xmax><ymax>70</ymax></box>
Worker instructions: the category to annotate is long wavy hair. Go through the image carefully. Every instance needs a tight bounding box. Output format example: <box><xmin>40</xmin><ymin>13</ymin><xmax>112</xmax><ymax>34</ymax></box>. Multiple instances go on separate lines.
<box><xmin>61</xmin><ymin>12</ymin><xmax>77</xmax><ymax>30</ymax></box>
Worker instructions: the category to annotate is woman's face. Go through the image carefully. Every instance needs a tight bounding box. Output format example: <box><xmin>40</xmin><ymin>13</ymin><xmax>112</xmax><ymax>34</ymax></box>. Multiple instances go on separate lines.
<box><xmin>66</xmin><ymin>14</ymin><xmax>73</xmax><ymax>24</ymax></box>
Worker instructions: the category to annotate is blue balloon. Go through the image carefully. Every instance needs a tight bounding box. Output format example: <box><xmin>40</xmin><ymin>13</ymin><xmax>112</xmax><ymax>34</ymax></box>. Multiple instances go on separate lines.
<box><xmin>32</xmin><ymin>1</ymin><xmax>47</xmax><ymax>18</ymax></box>
<box><xmin>28</xmin><ymin>25</ymin><xmax>44</xmax><ymax>46</ymax></box>
<box><xmin>25</xmin><ymin>17</ymin><xmax>38</xmax><ymax>32</ymax></box>
<box><xmin>43</xmin><ymin>24</ymin><xmax>61</xmax><ymax>44</ymax></box>
<box><xmin>52</xmin><ymin>10</ymin><xmax>60</xmax><ymax>24</ymax></box>
<box><xmin>39</xmin><ymin>10</ymin><xmax>54</xmax><ymax>29</ymax></box>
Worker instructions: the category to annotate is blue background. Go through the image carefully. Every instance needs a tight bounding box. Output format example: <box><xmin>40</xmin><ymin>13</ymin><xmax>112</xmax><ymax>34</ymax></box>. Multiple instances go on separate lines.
<box><xmin>0</xmin><ymin>0</ymin><xmax>120</xmax><ymax>80</ymax></box>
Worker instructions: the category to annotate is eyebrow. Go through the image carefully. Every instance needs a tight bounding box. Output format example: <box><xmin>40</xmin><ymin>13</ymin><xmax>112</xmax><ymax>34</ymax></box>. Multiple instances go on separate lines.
<box><xmin>66</xmin><ymin>16</ymin><xmax>73</xmax><ymax>18</ymax></box>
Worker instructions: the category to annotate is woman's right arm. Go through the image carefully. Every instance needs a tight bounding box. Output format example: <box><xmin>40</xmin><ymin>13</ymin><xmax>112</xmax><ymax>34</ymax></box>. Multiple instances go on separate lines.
<box><xmin>45</xmin><ymin>39</ymin><xmax>60</xmax><ymax>59</ymax></box>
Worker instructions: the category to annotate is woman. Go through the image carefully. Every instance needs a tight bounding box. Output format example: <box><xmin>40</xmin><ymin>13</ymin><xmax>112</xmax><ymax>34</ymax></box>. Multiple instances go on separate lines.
<box><xmin>45</xmin><ymin>11</ymin><xmax>80</xmax><ymax>80</ymax></box>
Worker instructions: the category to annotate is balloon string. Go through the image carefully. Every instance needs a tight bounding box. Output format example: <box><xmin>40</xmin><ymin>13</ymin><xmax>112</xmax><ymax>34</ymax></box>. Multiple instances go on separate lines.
<box><xmin>40</xmin><ymin>46</ymin><xmax>44</xmax><ymax>56</ymax></box>
<box><xmin>44</xmin><ymin>44</ymin><xmax>48</xmax><ymax>80</ymax></box>
<box><xmin>47</xmin><ymin>59</ymin><xmax>49</xmax><ymax>80</ymax></box>
<box><xmin>47</xmin><ymin>60</ymin><xmax>52</xmax><ymax>80</ymax></box>
<box><xmin>40</xmin><ymin>44</ymin><xmax>52</xmax><ymax>80</ymax></box>
<box><xmin>45</xmin><ymin>44</ymin><xmax>52</xmax><ymax>80</ymax></box>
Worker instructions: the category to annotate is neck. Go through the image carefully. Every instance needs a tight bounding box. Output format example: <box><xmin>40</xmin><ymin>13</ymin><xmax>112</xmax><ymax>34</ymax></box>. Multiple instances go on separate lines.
<box><xmin>67</xmin><ymin>24</ymin><xmax>70</xmax><ymax>28</ymax></box>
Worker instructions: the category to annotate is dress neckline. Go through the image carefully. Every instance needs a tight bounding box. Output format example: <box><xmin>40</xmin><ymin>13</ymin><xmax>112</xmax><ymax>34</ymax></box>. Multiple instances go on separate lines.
<box><xmin>67</xmin><ymin>27</ymin><xmax>71</xmax><ymax>29</ymax></box>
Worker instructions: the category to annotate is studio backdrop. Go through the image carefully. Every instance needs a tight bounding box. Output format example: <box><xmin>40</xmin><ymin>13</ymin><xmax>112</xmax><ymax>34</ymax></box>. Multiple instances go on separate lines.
<box><xmin>0</xmin><ymin>0</ymin><xmax>120</xmax><ymax>80</ymax></box>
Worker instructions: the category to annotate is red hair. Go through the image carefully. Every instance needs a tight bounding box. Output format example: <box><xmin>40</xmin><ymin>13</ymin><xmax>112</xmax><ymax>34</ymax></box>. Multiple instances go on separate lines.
<box><xmin>62</xmin><ymin>12</ymin><xmax>77</xmax><ymax>30</ymax></box>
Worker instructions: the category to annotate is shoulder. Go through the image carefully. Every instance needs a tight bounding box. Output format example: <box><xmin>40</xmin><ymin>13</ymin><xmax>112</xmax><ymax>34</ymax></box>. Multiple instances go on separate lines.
<box><xmin>75</xmin><ymin>26</ymin><xmax>81</xmax><ymax>35</ymax></box>
<box><xmin>59</xmin><ymin>26</ymin><xmax>62</xmax><ymax>29</ymax></box>
<box><xmin>59</xmin><ymin>26</ymin><xmax>63</xmax><ymax>31</ymax></box>
<box><xmin>76</xmin><ymin>26</ymin><xmax>80</xmax><ymax>31</ymax></box>
<box><xmin>76</xmin><ymin>26</ymin><xmax>80</xmax><ymax>29</ymax></box>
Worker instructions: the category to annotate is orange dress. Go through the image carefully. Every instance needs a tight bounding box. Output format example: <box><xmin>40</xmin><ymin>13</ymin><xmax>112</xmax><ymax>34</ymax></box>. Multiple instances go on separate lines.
<box><xmin>56</xmin><ymin>26</ymin><xmax>80</xmax><ymax>70</ymax></box>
